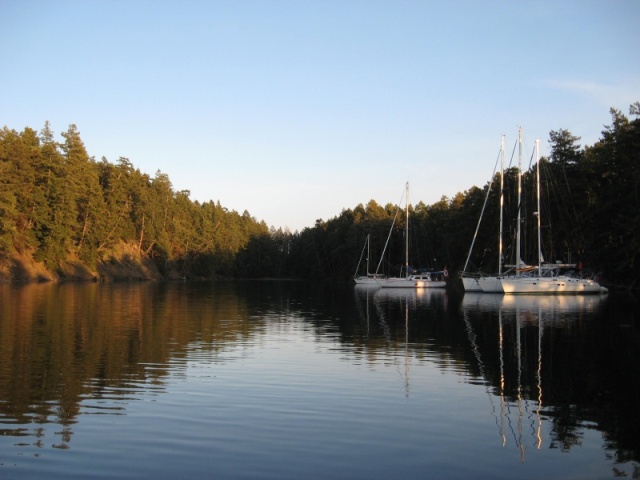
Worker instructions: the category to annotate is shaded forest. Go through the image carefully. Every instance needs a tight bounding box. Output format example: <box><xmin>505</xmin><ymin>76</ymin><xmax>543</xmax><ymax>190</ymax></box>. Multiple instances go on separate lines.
<box><xmin>1</xmin><ymin>103</ymin><xmax>638</xmax><ymax>289</ymax></box>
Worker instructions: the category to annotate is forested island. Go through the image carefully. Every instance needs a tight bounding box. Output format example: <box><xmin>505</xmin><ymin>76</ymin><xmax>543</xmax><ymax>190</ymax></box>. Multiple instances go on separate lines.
<box><xmin>1</xmin><ymin>103</ymin><xmax>638</xmax><ymax>289</ymax></box>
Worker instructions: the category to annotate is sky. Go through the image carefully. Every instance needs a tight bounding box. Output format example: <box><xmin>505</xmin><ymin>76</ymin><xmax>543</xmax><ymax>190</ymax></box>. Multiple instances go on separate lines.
<box><xmin>1</xmin><ymin>0</ymin><xmax>638</xmax><ymax>232</ymax></box>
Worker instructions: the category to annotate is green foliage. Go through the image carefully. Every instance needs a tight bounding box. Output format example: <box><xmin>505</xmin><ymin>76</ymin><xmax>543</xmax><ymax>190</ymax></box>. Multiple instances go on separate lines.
<box><xmin>1</xmin><ymin>103</ymin><xmax>638</xmax><ymax>287</ymax></box>
<box><xmin>0</xmin><ymin>123</ymin><xmax>273</xmax><ymax>278</ymax></box>
<box><xmin>280</xmin><ymin>102</ymin><xmax>640</xmax><ymax>287</ymax></box>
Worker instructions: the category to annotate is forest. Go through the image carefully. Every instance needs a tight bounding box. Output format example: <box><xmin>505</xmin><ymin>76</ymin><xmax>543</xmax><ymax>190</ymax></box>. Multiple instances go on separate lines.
<box><xmin>0</xmin><ymin>102</ymin><xmax>638</xmax><ymax>290</ymax></box>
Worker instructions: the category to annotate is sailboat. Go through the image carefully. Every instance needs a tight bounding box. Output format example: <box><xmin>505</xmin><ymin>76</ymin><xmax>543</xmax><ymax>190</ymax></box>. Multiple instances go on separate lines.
<box><xmin>478</xmin><ymin>129</ymin><xmax>539</xmax><ymax>292</ymax></box>
<box><xmin>353</xmin><ymin>234</ymin><xmax>386</xmax><ymax>285</ymax></box>
<box><xmin>477</xmin><ymin>134</ymin><xmax>508</xmax><ymax>293</ymax></box>
<box><xmin>376</xmin><ymin>183</ymin><xmax>447</xmax><ymax>289</ymax></box>
<box><xmin>500</xmin><ymin>141</ymin><xmax>608</xmax><ymax>294</ymax></box>
<box><xmin>461</xmin><ymin>134</ymin><xmax>527</xmax><ymax>293</ymax></box>
<box><xmin>460</xmin><ymin>135</ymin><xmax>505</xmax><ymax>292</ymax></box>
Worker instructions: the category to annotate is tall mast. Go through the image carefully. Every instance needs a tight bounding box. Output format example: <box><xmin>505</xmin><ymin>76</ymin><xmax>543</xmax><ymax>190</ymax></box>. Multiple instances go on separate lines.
<box><xmin>515</xmin><ymin>128</ymin><xmax>522</xmax><ymax>277</ymax></box>
<box><xmin>366</xmin><ymin>234</ymin><xmax>370</xmax><ymax>276</ymax></box>
<box><xmin>536</xmin><ymin>140</ymin><xmax>542</xmax><ymax>276</ymax></box>
<box><xmin>405</xmin><ymin>182</ymin><xmax>409</xmax><ymax>278</ymax></box>
<box><xmin>498</xmin><ymin>135</ymin><xmax>505</xmax><ymax>276</ymax></box>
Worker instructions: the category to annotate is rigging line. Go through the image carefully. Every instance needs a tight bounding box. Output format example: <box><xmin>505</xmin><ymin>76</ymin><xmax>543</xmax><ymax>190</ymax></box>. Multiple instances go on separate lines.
<box><xmin>506</xmin><ymin>137</ymin><xmax>518</xmax><ymax>170</ymax></box>
<box><xmin>462</xmin><ymin>144</ymin><xmax>503</xmax><ymax>273</ymax></box>
<box><xmin>504</xmin><ymin>138</ymin><xmax>519</xmax><ymax>266</ymax></box>
<box><xmin>540</xmin><ymin>161</ymin><xmax>565</xmax><ymax>262</ymax></box>
<box><xmin>517</xmin><ymin>143</ymin><xmax>541</xmax><ymax>267</ymax></box>
<box><xmin>354</xmin><ymin>234</ymin><xmax>369</xmax><ymax>277</ymax></box>
<box><xmin>526</xmin><ymin>143</ymin><xmax>537</xmax><ymax>172</ymax></box>
<box><xmin>374</xmin><ymin>184</ymin><xmax>407</xmax><ymax>275</ymax></box>
<box><xmin>557</xmin><ymin>160</ymin><xmax>585</xmax><ymax>242</ymax></box>
<box><xmin>542</xmin><ymin>160</ymin><xmax>584</xmax><ymax>259</ymax></box>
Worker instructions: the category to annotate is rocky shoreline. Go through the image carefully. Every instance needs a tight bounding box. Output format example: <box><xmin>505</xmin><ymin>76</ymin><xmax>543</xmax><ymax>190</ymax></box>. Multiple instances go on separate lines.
<box><xmin>0</xmin><ymin>245</ymin><xmax>182</xmax><ymax>284</ymax></box>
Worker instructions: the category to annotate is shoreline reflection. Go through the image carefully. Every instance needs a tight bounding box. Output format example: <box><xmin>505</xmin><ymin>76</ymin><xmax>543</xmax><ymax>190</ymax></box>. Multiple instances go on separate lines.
<box><xmin>0</xmin><ymin>282</ymin><xmax>637</xmax><ymax>479</ymax></box>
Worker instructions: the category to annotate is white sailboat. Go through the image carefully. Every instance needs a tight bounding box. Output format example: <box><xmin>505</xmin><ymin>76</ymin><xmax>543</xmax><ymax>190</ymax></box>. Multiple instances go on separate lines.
<box><xmin>479</xmin><ymin>130</ymin><xmax>542</xmax><ymax>292</ymax></box>
<box><xmin>478</xmin><ymin>134</ymin><xmax>508</xmax><ymax>293</ymax></box>
<box><xmin>353</xmin><ymin>234</ymin><xmax>386</xmax><ymax>285</ymax></box>
<box><xmin>376</xmin><ymin>183</ymin><xmax>446</xmax><ymax>289</ymax></box>
<box><xmin>376</xmin><ymin>182</ymin><xmax>417</xmax><ymax>288</ymax></box>
<box><xmin>460</xmin><ymin>138</ymin><xmax>503</xmax><ymax>292</ymax></box>
<box><xmin>461</xmin><ymin>134</ymin><xmax>515</xmax><ymax>293</ymax></box>
<box><xmin>500</xmin><ymin>141</ymin><xmax>607</xmax><ymax>294</ymax></box>
<box><xmin>461</xmin><ymin>273</ymin><xmax>483</xmax><ymax>292</ymax></box>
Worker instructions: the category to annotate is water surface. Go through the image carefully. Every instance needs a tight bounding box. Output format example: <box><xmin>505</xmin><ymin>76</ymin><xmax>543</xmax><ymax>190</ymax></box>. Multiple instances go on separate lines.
<box><xmin>0</xmin><ymin>281</ymin><xmax>638</xmax><ymax>479</ymax></box>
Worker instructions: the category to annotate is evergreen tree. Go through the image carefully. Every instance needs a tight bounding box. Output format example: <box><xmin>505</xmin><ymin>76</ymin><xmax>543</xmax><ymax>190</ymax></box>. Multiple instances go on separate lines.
<box><xmin>1</xmin><ymin>105</ymin><xmax>638</xmax><ymax>286</ymax></box>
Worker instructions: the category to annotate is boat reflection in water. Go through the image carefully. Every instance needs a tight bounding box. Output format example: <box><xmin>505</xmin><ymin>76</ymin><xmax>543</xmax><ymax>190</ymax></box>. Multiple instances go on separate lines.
<box><xmin>353</xmin><ymin>284</ymin><xmax>449</xmax><ymax>333</ymax></box>
<box><xmin>461</xmin><ymin>293</ymin><xmax>605</xmax><ymax>463</ymax></box>
<box><xmin>461</xmin><ymin>292</ymin><xmax>604</xmax><ymax>313</ymax></box>
<box><xmin>353</xmin><ymin>286</ymin><xmax>449</xmax><ymax>397</ymax></box>
<box><xmin>372</xmin><ymin>284</ymin><xmax>448</xmax><ymax>305</ymax></box>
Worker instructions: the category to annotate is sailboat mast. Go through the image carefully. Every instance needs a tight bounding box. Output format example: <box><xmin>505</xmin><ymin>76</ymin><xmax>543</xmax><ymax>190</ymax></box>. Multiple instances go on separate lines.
<box><xmin>354</xmin><ymin>234</ymin><xmax>369</xmax><ymax>278</ymax></box>
<box><xmin>515</xmin><ymin>128</ymin><xmax>522</xmax><ymax>277</ymax></box>
<box><xmin>498</xmin><ymin>135</ymin><xmax>505</xmax><ymax>276</ymax></box>
<box><xmin>366</xmin><ymin>234</ymin><xmax>370</xmax><ymax>276</ymax></box>
<box><xmin>536</xmin><ymin>140</ymin><xmax>542</xmax><ymax>276</ymax></box>
<box><xmin>405</xmin><ymin>182</ymin><xmax>409</xmax><ymax>279</ymax></box>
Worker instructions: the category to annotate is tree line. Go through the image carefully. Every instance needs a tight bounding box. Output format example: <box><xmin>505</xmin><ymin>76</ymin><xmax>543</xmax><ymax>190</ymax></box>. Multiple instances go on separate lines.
<box><xmin>1</xmin><ymin>103</ymin><xmax>638</xmax><ymax>288</ymax></box>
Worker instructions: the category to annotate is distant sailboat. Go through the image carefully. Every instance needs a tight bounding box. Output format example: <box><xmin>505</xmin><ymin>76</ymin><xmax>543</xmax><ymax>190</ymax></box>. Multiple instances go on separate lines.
<box><xmin>353</xmin><ymin>234</ymin><xmax>386</xmax><ymax>285</ymax></box>
<box><xmin>376</xmin><ymin>182</ymin><xmax>417</xmax><ymax>288</ymax></box>
<box><xmin>376</xmin><ymin>182</ymin><xmax>446</xmax><ymax>289</ymax></box>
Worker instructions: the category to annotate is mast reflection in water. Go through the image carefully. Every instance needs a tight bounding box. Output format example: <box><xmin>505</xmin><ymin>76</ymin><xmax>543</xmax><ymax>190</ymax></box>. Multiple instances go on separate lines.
<box><xmin>0</xmin><ymin>281</ymin><xmax>638</xmax><ymax>479</ymax></box>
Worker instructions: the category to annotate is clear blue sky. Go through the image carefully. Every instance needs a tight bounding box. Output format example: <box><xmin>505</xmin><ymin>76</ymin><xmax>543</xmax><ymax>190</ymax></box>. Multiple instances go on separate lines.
<box><xmin>2</xmin><ymin>0</ymin><xmax>638</xmax><ymax>231</ymax></box>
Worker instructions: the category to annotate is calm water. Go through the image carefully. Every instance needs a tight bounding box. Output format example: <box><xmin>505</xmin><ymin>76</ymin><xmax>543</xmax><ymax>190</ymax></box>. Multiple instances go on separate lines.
<box><xmin>0</xmin><ymin>281</ymin><xmax>638</xmax><ymax>479</ymax></box>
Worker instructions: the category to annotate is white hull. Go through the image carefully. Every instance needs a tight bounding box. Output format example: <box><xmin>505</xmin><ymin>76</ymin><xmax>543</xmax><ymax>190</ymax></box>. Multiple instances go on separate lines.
<box><xmin>377</xmin><ymin>278</ymin><xmax>417</xmax><ymax>288</ymax></box>
<box><xmin>377</xmin><ymin>275</ymin><xmax>447</xmax><ymax>289</ymax></box>
<box><xmin>354</xmin><ymin>275</ymin><xmax>384</xmax><ymax>286</ymax></box>
<box><xmin>412</xmin><ymin>273</ymin><xmax>447</xmax><ymax>288</ymax></box>
<box><xmin>500</xmin><ymin>276</ymin><xmax>607</xmax><ymax>294</ymax></box>
<box><xmin>478</xmin><ymin>276</ymin><xmax>503</xmax><ymax>293</ymax></box>
<box><xmin>416</xmin><ymin>280</ymin><xmax>447</xmax><ymax>288</ymax></box>
<box><xmin>461</xmin><ymin>276</ymin><xmax>482</xmax><ymax>292</ymax></box>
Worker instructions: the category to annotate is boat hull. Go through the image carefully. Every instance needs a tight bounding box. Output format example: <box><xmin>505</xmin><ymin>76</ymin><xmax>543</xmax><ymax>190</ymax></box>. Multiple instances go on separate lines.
<box><xmin>376</xmin><ymin>276</ymin><xmax>447</xmax><ymax>289</ymax></box>
<box><xmin>478</xmin><ymin>276</ymin><xmax>503</xmax><ymax>293</ymax></box>
<box><xmin>416</xmin><ymin>280</ymin><xmax>447</xmax><ymax>288</ymax></box>
<box><xmin>461</xmin><ymin>276</ymin><xmax>482</xmax><ymax>292</ymax></box>
<box><xmin>376</xmin><ymin>278</ymin><xmax>417</xmax><ymax>288</ymax></box>
<box><xmin>354</xmin><ymin>275</ymin><xmax>384</xmax><ymax>286</ymax></box>
<box><xmin>500</xmin><ymin>276</ymin><xmax>607</xmax><ymax>294</ymax></box>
